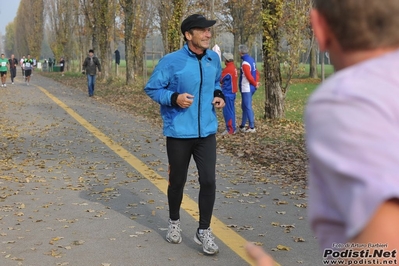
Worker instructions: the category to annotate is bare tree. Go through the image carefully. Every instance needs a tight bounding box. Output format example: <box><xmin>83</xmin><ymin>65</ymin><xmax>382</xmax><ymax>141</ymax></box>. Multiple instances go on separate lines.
<box><xmin>45</xmin><ymin>0</ymin><xmax>80</xmax><ymax>69</ymax></box>
<box><xmin>308</xmin><ymin>34</ymin><xmax>318</xmax><ymax>78</ymax></box>
<box><xmin>155</xmin><ymin>0</ymin><xmax>174</xmax><ymax>54</ymax></box>
<box><xmin>223</xmin><ymin>0</ymin><xmax>262</xmax><ymax>61</ymax></box>
<box><xmin>120</xmin><ymin>0</ymin><xmax>154</xmax><ymax>84</ymax></box>
<box><xmin>120</xmin><ymin>0</ymin><xmax>135</xmax><ymax>84</ymax></box>
<box><xmin>80</xmin><ymin>0</ymin><xmax>99</xmax><ymax>59</ymax></box>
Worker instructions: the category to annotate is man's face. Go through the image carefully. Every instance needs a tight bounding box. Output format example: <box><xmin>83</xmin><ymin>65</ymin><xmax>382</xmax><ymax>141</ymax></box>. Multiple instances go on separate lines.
<box><xmin>89</xmin><ymin>52</ymin><xmax>94</xmax><ymax>57</ymax></box>
<box><xmin>186</xmin><ymin>27</ymin><xmax>212</xmax><ymax>51</ymax></box>
<box><xmin>1</xmin><ymin>55</ymin><xmax>4</xmax><ymax>59</ymax></box>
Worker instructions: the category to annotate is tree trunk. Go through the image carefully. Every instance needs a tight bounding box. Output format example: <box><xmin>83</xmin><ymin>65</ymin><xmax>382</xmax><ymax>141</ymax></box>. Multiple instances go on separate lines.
<box><xmin>264</xmin><ymin>43</ymin><xmax>285</xmax><ymax>119</ymax></box>
<box><xmin>157</xmin><ymin>0</ymin><xmax>172</xmax><ymax>55</ymax></box>
<box><xmin>262</xmin><ymin>0</ymin><xmax>285</xmax><ymax>119</ymax></box>
<box><xmin>96</xmin><ymin>0</ymin><xmax>112</xmax><ymax>80</ymax></box>
<box><xmin>309</xmin><ymin>37</ymin><xmax>318</xmax><ymax>78</ymax></box>
<box><xmin>123</xmin><ymin>0</ymin><xmax>135</xmax><ymax>85</ymax></box>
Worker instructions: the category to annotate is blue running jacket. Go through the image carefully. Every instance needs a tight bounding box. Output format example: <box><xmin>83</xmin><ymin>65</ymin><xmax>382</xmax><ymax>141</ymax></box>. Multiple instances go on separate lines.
<box><xmin>144</xmin><ymin>44</ymin><xmax>222</xmax><ymax>138</ymax></box>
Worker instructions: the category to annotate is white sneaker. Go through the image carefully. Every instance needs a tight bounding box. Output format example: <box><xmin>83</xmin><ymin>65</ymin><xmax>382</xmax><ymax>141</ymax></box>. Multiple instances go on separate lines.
<box><xmin>166</xmin><ymin>219</ymin><xmax>182</xmax><ymax>244</ymax></box>
<box><xmin>194</xmin><ymin>228</ymin><xmax>219</xmax><ymax>255</ymax></box>
<box><xmin>221</xmin><ymin>130</ymin><xmax>236</xmax><ymax>135</ymax></box>
<box><xmin>3</xmin><ymin>84</ymin><xmax>6</xmax><ymax>87</ymax></box>
<box><xmin>238</xmin><ymin>126</ymin><xmax>246</xmax><ymax>133</ymax></box>
<box><xmin>1</xmin><ymin>84</ymin><xmax>3</xmax><ymax>87</ymax></box>
<box><xmin>245</xmin><ymin>127</ymin><xmax>256</xmax><ymax>133</ymax></box>
<box><xmin>12</xmin><ymin>82</ymin><xmax>14</xmax><ymax>85</ymax></box>
<box><xmin>221</xmin><ymin>130</ymin><xmax>228</xmax><ymax>136</ymax></box>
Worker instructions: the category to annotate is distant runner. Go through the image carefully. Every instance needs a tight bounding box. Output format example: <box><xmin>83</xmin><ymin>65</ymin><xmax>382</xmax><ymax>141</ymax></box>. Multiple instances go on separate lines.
<box><xmin>8</xmin><ymin>54</ymin><xmax>18</xmax><ymax>84</ymax></box>
<box><xmin>0</xmin><ymin>54</ymin><xmax>9</xmax><ymax>87</ymax></box>
<box><xmin>23</xmin><ymin>55</ymin><xmax>34</xmax><ymax>86</ymax></box>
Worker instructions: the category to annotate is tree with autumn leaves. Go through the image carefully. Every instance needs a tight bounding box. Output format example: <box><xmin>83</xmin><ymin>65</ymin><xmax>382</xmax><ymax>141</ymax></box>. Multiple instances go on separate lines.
<box><xmin>262</xmin><ymin>0</ymin><xmax>310</xmax><ymax>119</ymax></box>
<box><xmin>12</xmin><ymin>0</ymin><xmax>44</xmax><ymax>60</ymax></box>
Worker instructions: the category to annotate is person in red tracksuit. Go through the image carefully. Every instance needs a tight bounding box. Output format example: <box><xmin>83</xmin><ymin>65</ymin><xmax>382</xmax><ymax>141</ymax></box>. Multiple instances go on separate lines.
<box><xmin>220</xmin><ymin>52</ymin><xmax>238</xmax><ymax>135</ymax></box>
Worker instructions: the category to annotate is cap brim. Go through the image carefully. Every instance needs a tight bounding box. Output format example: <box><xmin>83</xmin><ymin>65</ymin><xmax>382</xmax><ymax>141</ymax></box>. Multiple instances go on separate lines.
<box><xmin>204</xmin><ymin>20</ymin><xmax>216</xmax><ymax>28</ymax></box>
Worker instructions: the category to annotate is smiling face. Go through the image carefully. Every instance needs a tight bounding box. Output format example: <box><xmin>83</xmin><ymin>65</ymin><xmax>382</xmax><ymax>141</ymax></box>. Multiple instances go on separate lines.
<box><xmin>185</xmin><ymin>27</ymin><xmax>212</xmax><ymax>54</ymax></box>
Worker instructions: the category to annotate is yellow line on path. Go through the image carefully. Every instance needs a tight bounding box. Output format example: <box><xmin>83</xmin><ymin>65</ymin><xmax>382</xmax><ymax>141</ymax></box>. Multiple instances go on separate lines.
<box><xmin>37</xmin><ymin>85</ymin><xmax>280</xmax><ymax>266</ymax></box>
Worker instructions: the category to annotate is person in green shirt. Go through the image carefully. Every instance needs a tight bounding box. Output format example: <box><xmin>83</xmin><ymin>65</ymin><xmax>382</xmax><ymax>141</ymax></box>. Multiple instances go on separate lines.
<box><xmin>23</xmin><ymin>54</ymin><xmax>34</xmax><ymax>86</ymax></box>
<box><xmin>0</xmin><ymin>54</ymin><xmax>9</xmax><ymax>87</ymax></box>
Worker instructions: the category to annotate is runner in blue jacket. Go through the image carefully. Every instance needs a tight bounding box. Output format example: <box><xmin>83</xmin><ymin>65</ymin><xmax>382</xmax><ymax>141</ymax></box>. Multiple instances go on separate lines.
<box><xmin>144</xmin><ymin>14</ymin><xmax>225</xmax><ymax>255</ymax></box>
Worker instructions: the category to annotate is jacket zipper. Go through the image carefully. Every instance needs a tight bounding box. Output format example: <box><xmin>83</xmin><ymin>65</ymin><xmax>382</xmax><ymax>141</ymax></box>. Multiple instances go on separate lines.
<box><xmin>198</xmin><ymin>58</ymin><xmax>203</xmax><ymax>137</ymax></box>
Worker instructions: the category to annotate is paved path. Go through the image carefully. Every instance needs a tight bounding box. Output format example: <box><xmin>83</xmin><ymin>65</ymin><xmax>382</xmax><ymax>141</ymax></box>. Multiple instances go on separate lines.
<box><xmin>0</xmin><ymin>75</ymin><xmax>320</xmax><ymax>266</ymax></box>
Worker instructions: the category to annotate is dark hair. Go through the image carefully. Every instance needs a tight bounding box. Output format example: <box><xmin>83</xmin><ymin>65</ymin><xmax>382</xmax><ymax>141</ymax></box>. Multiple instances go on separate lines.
<box><xmin>183</xmin><ymin>29</ymin><xmax>195</xmax><ymax>42</ymax></box>
<box><xmin>314</xmin><ymin>0</ymin><xmax>399</xmax><ymax>51</ymax></box>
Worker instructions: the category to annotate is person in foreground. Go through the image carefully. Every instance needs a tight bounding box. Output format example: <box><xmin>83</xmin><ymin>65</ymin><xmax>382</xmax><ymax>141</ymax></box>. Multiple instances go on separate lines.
<box><xmin>247</xmin><ymin>0</ymin><xmax>399</xmax><ymax>265</ymax></box>
<box><xmin>144</xmin><ymin>14</ymin><xmax>225</xmax><ymax>255</ymax></box>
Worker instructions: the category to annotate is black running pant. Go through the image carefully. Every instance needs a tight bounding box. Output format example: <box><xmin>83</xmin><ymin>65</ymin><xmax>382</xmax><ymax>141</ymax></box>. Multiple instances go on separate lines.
<box><xmin>166</xmin><ymin>134</ymin><xmax>216</xmax><ymax>229</ymax></box>
<box><xmin>10</xmin><ymin>67</ymin><xmax>16</xmax><ymax>82</ymax></box>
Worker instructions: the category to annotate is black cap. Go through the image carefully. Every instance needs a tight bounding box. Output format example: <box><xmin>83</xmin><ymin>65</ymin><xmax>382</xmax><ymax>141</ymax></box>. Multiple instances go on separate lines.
<box><xmin>89</xmin><ymin>49</ymin><xmax>94</xmax><ymax>53</ymax></box>
<box><xmin>181</xmin><ymin>14</ymin><xmax>216</xmax><ymax>35</ymax></box>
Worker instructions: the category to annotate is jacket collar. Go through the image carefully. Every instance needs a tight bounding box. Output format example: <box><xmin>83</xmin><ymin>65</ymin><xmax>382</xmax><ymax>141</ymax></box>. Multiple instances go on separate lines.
<box><xmin>184</xmin><ymin>43</ymin><xmax>208</xmax><ymax>59</ymax></box>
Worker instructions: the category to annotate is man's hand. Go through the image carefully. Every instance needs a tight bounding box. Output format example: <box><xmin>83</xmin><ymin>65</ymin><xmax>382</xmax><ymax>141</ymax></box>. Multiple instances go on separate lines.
<box><xmin>246</xmin><ymin>242</ymin><xmax>275</xmax><ymax>266</ymax></box>
<box><xmin>176</xmin><ymin>93</ymin><xmax>194</xmax><ymax>108</ymax></box>
<box><xmin>212</xmin><ymin>97</ymin><xmax>225</xmax><ymax>108</ymax></box>
<box><xmin>256</xmin><ymin>82</ymin><xmax>261</xmax><ymax>89</ymax></box>
<box><xmin>98</xmin><ymin>71</ymin><xmax>101</xmax><ymax>76</ymax></box>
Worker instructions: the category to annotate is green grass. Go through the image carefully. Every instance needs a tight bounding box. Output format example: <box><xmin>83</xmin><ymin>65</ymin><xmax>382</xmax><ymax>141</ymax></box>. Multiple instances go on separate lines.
<box><xmin>285</xmin><ymin>82</ymin><xmax>319</xmax><ymax>121</ymax></box>
<box><xmin>233</xmin><ymin>81</ymin><xmax>319</xmax><ymax>123</ymax></box>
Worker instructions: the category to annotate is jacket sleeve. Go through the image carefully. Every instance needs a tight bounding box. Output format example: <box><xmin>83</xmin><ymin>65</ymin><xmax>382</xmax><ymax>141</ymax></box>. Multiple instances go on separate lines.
<box><xmin>242</xmin><ymin>64</ymin><xmax>258</xmax><ymax>87</ymax></box>
<box><xmin>214</xmin><ymin>60</ymin><xmax>224</xmax><ymax>100</ymax></box>
<box><xmin>95</xmin><ymin>58</ymin><xmax>101</xmax><ymax>72</ymax></box>
<box><xmin>144</xmin><ymin>58</ymin><xmax>175</xmax><ymax>106</ymax></box>
<box><xmin>214</xmin><ymin>58</ymin><xmax>222</xmax><ymax>91</ymax></box>
<box><xmin>220</xmin><ymin>67</ymin><xmax>228</xmax><ymax>85</ymax></box>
